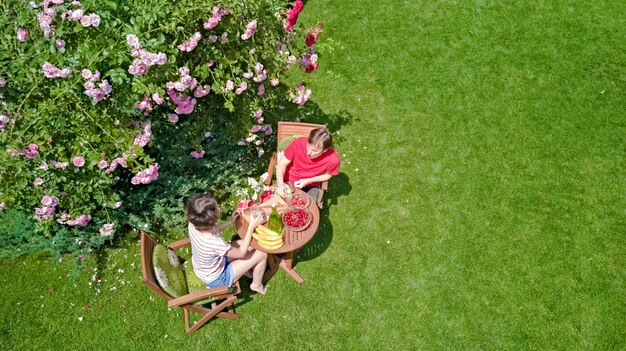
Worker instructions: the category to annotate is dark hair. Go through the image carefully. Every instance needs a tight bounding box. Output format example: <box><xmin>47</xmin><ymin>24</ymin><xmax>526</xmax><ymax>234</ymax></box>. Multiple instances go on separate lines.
<box><xmin>185</xmin><ymin>193</ymin><xmax>220</xmax><ymax>230</ymax></box>
<box><xmin>308</xmin><ymin>127</ymin><xmax>333</xmax><ymax>150</ymax></box>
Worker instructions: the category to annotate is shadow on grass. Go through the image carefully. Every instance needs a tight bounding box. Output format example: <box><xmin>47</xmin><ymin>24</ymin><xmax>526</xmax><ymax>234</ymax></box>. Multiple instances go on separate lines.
<box><xmin>296</xmin><ymin>172</ymin><xmax>351</xmax><ymax>263</ymax></box>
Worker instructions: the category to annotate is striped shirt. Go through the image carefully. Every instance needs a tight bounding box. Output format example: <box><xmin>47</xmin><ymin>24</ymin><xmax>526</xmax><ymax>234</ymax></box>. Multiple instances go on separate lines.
<box><xmin>188</xmin><ymin>223</ymin><xmax>231</xmax><ymax>284</ymax></box>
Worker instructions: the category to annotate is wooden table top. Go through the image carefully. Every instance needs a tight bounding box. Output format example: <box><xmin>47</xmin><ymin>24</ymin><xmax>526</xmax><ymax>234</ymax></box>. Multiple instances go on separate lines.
<box><xmin>234</xmin><ymin>189</ymin><xmax>320</xmax><ymax>254</ymax></box>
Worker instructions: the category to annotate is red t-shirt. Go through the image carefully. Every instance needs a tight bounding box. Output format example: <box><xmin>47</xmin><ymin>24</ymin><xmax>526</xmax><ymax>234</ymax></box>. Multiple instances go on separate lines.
<box><xmin>283</xmin><ymin>137</ymin><xmax>340</xmax><ymax>186</ymax></box>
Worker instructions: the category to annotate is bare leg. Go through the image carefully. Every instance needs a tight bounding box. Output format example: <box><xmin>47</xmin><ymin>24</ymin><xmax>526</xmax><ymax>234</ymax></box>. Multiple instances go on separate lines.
<box><xmin>230</xmin><ymin>249</ymin><xmax>268</xmax><ymax>294</ymax></box>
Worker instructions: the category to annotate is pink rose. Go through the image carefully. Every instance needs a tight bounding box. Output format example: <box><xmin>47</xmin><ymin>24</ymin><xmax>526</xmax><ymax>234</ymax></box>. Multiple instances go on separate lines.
<box><xmin>99</xmin><ymin>223</ymin><xmax>115</xmax><ymax>236</ymax></box>
<box><xmin>190</xmin><ymin>150</ymin><xmax>205</xmax><ymax>159</ymax></box>
<box><xmin>34</xmin><ymin>178</ymin><xmax>44</xmax><ymax>186</ymax></box>
<box><xmin>17</xmin><ymin>28</ymin><xmax>29</xmax><ymax>42</ymax></box>
<box><xmin>167</xmin><ymin>114</ymin><xmax>179</xmax><ymax>123</ymax></box>
<box><xmin>73</xmin><ymin>156</ymin><xmax>85</xmax><ymax>167</ymax></box>
<box><xmin>55</xmin><ymin>39</ymin><xmax>65</xmax><ymax>48</ymax></box>
<box><xmin>97</xmin><ymin>160</ymin><xmax>108</xmax><ymax>169</ymax></box>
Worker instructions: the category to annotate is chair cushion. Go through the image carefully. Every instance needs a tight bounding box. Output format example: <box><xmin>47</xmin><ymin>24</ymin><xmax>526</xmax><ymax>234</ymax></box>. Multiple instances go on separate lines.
<box><xmin>183</xmin><ymin>261</ymin><xmax>235</xmax><ymax>305</ymax></box>
<box><xmin>277</xmin><ymin>134</ymin><xmax>301</xmax><ymax>152</ymax></box>
<box><xmin>152</xmin><ymin>244</ymin><xmax>188</xmax><ymax>298</ymax></box>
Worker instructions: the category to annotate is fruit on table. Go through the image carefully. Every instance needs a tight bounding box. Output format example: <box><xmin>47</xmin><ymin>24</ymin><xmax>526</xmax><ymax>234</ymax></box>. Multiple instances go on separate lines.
<box><xmin>290</xmin><ymin>195</ymin><xmax>309</xmax><ymax>207</ymax></box>
<box><xmin>282</xmin><ymin>208</ymin><xmax>310</xmax><ymax>229</ymax></box>
<box><xmin>253</xmin><ymin>225</ymin><xmax>283</xmax><ymax>250</ymax></box>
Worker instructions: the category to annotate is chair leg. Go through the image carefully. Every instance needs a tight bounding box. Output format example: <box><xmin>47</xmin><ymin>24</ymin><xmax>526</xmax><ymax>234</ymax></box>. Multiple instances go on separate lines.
<box><xmin>185</xmin><ymin>296</ymin><xmax>238</xmax><ymax>333</ymax></box>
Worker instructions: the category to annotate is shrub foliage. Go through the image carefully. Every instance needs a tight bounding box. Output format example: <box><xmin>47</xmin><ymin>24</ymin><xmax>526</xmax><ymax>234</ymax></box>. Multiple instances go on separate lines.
<box><xmin>0</xmin><ymin>0</ymin><xmax>320</xmax><ymax>255</ymax></box>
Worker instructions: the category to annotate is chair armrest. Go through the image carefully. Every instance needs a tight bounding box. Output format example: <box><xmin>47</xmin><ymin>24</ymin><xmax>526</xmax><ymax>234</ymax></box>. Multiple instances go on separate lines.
<box><xmin>167</xmin><ymin>286</ymin><xmax>230</xmax><ymax>308</ymax></box>
<box><xmin>265</xmin><ymin>152</ymin><xmax>277</xmax><ymax>186</ymax></box>
<box><xmin>167</xmin><ymin>237</ymin><xmax>190</xmax><ymax>250</ymax></box>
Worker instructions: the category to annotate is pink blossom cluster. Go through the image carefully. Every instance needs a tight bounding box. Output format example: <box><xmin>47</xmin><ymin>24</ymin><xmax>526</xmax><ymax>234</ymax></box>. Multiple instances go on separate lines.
<box><xmin>38</xmin><ymin>8</ymin><xmax>56</xmax><ymax>38</ymax></box>
<box><xmin>34</xmin><ymin>177</ymin><xmax>44</xmax><ymax>186</ymax></box>
<box><xmin>285</xmin><ymin>0</ymin><xmax>304</xmax><ymax>30</ymax></box>
<box><xmin>300</xmin><ymin>50</ymin><xmax>319</xmax><ymax>73</ymax></box>
<box><xmin>253</xmin><ymin>63</ymin><xmax>267</xmax><ymax>82</ymax></box>
<box><xmin>235</xmin><ymin>82</ymin><xmax>248</xmax><ymax>95</ymax></box>
<box><xmin>204</xmin><ymin>6</ymin><xmax>230</xmax><ymax>29</ymax></box>
<box><xmin>51</xmin><ymin>160</ymin><xmax>69</xmax><ymax>169</ymax></box>
<box><xmin>99</xmin><ymin>223</ymin><xmax>115</xmax><ymax>237</ymax></box>
<box><xmin>166</xmin><ymin>67</ymin><xmax>198</xmax><ymax>92</ymax></box>
<box><xmin>270</xmin><ymin>78</ymin><xmax>280</xmax><ymax>86</ymax></box>
<box><xmin>133</xmin><ymin>121</ymin><xmax>152</xmax><ymax>147</ymax></box>
<box><xmin>190</xmin><ymin>150</ymin><xmax>205</xmax><ymax>159</ymax></box>
<box><xmin>104</xmin><ymin>157</ymin><xmax>128</xmax><ymax>173</ymax></box>
<box><xmin>177</xmin><ymin>32</ymin><xmax>201</xmax><ymax>52</ymax></box>
<box><xmin>194</xmin><ymin>85</ymin><xmax>211</xmax><ymax>98</ymax></box>
<box><xmin>24</xmin><ymin>143</ymin><xmax>39</xmax><ymax>158</ymax></box>
<box><xmin>35</xmin><ymin>195</ymin><xmax>59</xmax><ymax>221</ymax></box>
<box><xmin>240</xmin><ymin>20</ymin><xmax>257</xmax><ymax>40</ymax></box>
<box><xmin>131</xmin><ymin>163</ymin><xmax>159</xmax><ymax>185</ymax></box>
<box><xmin>42</xmin><ymin>62</ymin><xmax>71</xmax><ymax>78</ymax></box>
<box><xmin>167</xmin><ymin>89</ymin><xmax>197</xmax><ymax>115</ymax></box>
<box><xmin>32</xmin><ymin>0</ymin><xmax>66</xmax><ymax>39</ymax></box>
<box><xmin>58</xmin><ymin>213</ymin><xmax>92</xmax><ymax>227</ymax></box>
<box><xmin>126</xmin><ymin>34</ymin><xmax>167</xmax><ymax>76</ymax></box>
<box><xmin>82</xmin><ymin>69</ymin><xmax>112</xmax><ymax>102</ymax></box>
<box><xmin>134</xmin><ymin>96</ymin><xmax>153</xmax><ymax>115</ymax></box>
<box><xmin>0</xmin><ymin>114</ymin><xmax>10</xmax><ymax>131</ymax></box>
<box><xmin>17</xmin><ymin>28</ymin><xmax>29</xmax><ymax>42</ymax></box>
<box><xmin>73</xmin><ymin>156</ymin><xmax>85</xmax><ymax>167</ymax></box>
<box><xmin>152</xmin><ymin>92</ymin><xmax>165</xmax><ymax>105</ymax></box>
<box><xmin>62</xmin><ymin>2</ymin><xmax>101</xmax><ymax>28</ymax></box>
<box><xmin>291</xmin><ymin>84</ymin><xmax>312</xmax><ymax>105</ymax></box>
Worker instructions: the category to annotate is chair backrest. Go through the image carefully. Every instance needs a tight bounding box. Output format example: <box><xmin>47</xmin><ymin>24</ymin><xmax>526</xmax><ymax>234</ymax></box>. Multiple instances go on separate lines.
<box><xmin>277</xmin><ymin>121</ymin><xmax>325</xmax><ymax>143</ymax></box>
<box><xmin>141</xmin><ymin>231</ymin><xmax>174</xmax><ymax>301</ymax></box>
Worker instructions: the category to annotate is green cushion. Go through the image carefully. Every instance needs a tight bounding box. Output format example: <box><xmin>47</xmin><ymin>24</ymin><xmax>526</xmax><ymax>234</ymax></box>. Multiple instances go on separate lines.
<box><xmin>277</xmin><ymin>135</ymin><xmax>301</xmax><ymax>152</ymax></box>
<box><xmin>152</xmin><ymin>244</ymin><xmax>188</xmax><ymax>298</ymax></box>
<box><xmin>184</xmin><ymin>260</ymin><xmax>207</xmax><ymax>294</ymax></box>
<box><xmin>183</xmin><ymin>261</ymin><xmax>235</xmax><ymax>305</ymax></box>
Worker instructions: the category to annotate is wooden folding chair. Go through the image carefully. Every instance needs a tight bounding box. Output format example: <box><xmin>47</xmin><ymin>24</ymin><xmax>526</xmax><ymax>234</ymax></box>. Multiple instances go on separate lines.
<box><xmin>265</xmin><ymin>121</ymin><xmax>329</xmax><ymax>208</ymax></box>
<box><xmin>140</xmin><ymin>231</ymin><xmax>241</xmax><ymax>333</ymax></box>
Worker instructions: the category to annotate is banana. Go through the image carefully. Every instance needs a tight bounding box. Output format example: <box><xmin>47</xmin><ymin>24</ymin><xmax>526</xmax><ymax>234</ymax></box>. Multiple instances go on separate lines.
<box><xmin>253</xmin><ymin>228</ymin><xmax>279</xmax><ymax>238</ymax></box>
<box><xmin>253</xmin><ymin>233</ymin><xmax>282</xmax><ymax>244</ymax></box>
<box><xmin>256</xmin><ymin>225</ymin><xmax>281</xmax><ymax>237</ymax></box>
<box><xmin>258</xmin><ymin>241</ymin><xmax>283</xmax><ymax>250</ymax></box>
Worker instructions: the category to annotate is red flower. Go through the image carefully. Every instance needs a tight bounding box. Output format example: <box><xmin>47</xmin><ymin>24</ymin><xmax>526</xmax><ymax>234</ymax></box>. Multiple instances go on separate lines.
<box><xmin>285</xmin><ymin>0</ymin><xmax>304</xmax><ymax>30</ymax></box>
<box><xmin>304</xmin><ymin>63</ymin><xmax>319</xmax><ymax>73</ymax></box>
<box><xmin>305</xmin><ymin>21</ymin><xmax>323</xmax><ymax>47</ymax></box>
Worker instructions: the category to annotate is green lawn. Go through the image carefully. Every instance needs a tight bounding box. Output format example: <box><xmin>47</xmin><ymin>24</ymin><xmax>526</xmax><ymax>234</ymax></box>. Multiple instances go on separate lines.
<box><xmin>1</xmin><ymin>1</ymin><xmax>624</xmax><ymax>350</ymax></box>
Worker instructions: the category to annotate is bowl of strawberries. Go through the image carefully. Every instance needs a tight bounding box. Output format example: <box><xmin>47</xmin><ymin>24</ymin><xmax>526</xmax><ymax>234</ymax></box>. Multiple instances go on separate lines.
<box><xmin>281</xmin><ymin>208</ymin><xmax>312</xmax><ymax>231</ymax></box>
<box><xmin>289</xmin><ymin>193</ymin><xmax>310</xmax><ymax>208</ymax></box>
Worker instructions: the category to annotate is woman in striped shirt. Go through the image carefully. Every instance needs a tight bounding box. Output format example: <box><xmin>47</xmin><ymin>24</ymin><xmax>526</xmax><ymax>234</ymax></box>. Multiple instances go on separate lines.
<box><xmin>186</xmin><ymin>193</ymin><xmax>267</xmax><ymax>294</ymax></box>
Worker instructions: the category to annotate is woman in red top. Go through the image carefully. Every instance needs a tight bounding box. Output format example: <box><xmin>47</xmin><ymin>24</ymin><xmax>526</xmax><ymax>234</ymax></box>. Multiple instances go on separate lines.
<box><xmin>275</xmin><ymin>128</ymin><xmax>340</xmax><ymax>203</ymax></box>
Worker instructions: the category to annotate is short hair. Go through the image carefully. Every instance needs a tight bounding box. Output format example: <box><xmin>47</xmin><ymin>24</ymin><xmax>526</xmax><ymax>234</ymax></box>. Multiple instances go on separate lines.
<box><xmin>308</xmin><ymin>127</ymin><xmax>333</xmax><ymax>150</ymax></box>
<box><xmin>185</xmin><ymin>193</ymin><xmax>220</xmax><ymax>231</ymax></box>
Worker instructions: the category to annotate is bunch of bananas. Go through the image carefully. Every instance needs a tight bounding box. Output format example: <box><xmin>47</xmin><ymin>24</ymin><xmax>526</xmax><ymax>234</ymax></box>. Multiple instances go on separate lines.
<box><xmin>252</xmin><ymin>225</ymin><xmax>283</xmax><ymax>250</ymax></box>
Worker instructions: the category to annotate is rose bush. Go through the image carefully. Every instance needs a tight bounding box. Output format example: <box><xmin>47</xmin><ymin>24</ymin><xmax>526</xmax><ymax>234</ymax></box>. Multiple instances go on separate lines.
<box><xmin>0</xmin><ymin>0</ymin><xmax>321</xmax><ymax>256</ymax></box>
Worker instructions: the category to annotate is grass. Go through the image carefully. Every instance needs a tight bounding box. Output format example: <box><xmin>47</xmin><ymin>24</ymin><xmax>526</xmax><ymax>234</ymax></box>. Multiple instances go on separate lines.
<box><xmin>1</xmin><ymin>1</ymin><xmax>624</xmax><ymax>349</ymax></box>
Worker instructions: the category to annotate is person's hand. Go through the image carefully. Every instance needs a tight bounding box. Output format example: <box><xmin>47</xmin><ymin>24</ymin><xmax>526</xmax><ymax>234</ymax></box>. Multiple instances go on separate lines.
<box><xmin>248</xmin><ymin>212</ymin><xmax>265</xmax><ymax>228</ymax></box>
<box><xmin>229</xmin><ymin>211</ymin><xmax>240</xmax><ymax>222</ymax></box>
<box><xmin>294</xmin><ymin>179</ymin><xmax>308</xmax><ymax>189</ymax></box>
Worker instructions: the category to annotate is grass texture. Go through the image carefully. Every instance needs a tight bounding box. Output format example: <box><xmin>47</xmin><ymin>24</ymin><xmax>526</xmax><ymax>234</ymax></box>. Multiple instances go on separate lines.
<box><xmin>0</xmin><ymin>1</ymin><xmax>624</xmax><ymax>350</ymax></box>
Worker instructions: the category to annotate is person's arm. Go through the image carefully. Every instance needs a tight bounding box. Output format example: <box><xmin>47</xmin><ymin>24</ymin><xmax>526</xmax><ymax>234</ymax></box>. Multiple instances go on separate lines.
<box><xmin>275</xmin><ymin>155</ymin><xmax>291</xmax><ymax>186</ymax></box>
<box><xmin>225</xmin><ymin>215</ymin><xmax>263</xmax><ymax>259</ymax></box>
<box><xmin>215</xmin><ymin>211</ymin><xmax>239</xmax><ymax>232</ymax></box>
<box><xmin>293</xmin><ymin>173</ymin><xmax>333</xmax><ymax>189</ymax></box>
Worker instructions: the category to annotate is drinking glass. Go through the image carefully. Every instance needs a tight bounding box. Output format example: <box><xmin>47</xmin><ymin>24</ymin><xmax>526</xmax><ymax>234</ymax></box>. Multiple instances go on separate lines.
<box><xmin>282</xmin><ymin>183</ymin><xmax>293</xmax><ymax>207</ymax></box>
<box><xmin>249</xmin><ymin>207</ymin><xmax>265</xmax><ymax>223</ymax></box>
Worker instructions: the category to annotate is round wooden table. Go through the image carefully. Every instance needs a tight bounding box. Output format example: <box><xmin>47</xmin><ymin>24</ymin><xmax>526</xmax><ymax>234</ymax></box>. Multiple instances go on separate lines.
<box><xmin>234</xmin><ymin>189</ymin><xmax>320</xmax><ymax>284</ymax></box>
